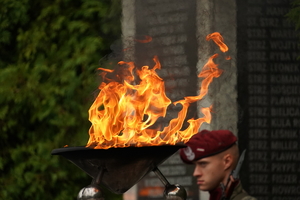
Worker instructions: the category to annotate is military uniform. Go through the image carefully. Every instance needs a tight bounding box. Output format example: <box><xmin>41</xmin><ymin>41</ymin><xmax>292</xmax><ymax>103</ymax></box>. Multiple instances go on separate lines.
<box><xmin>231</xmin><ymin>182</ymin><xmax>257</xmax><ymax>200</ymax></box>
<box><xmin>208</xmin><ymin>182</ymin><xmax>256</xmax><ymax>200</ymax></box>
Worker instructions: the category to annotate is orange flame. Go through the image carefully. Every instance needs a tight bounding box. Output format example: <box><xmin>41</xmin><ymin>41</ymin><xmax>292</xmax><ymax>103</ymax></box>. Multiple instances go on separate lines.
<box><xmin>87</xmin><ymin>32</ymin><xmax>227</xmax><ymax>149</ymax></box>
<box><xmin>206</xmin><ymin>32</ymin><xmax>229</xmax><ymax>53</ymax></box>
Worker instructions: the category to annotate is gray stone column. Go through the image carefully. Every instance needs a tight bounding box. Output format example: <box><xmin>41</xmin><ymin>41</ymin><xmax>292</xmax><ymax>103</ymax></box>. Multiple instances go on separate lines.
<box><xmin>121</xmin><ymin>0</ymin><xmax>238</xmax><ymax>200</ymax></box>
<box><xmin>122</xmin><ymin>0</ymin><xmax>136</xmax><ymax>62</ymax></box>
<box><xmin>196</xmin><ymin>0</ymin><xmax>238</xmax><ymax>135</ymax></box>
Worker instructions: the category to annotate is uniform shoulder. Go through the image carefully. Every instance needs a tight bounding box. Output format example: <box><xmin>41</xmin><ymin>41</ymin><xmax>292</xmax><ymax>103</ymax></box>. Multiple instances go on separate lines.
<box><xmin>241</xmin><ymin>196</ymin><xmax>257</xmax><ymax>200</ymax></box>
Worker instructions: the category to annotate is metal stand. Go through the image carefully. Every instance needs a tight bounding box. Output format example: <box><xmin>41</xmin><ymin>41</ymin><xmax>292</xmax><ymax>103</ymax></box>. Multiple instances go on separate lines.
<box><xmin>77</xmin><ymin>167</ymin><xmax>105</xmax><ymax>200</ymax></box>
<box><xmin>153</xmin><ymin>167</ymin><xmax>187</xmax><ymax>200</ymax></box>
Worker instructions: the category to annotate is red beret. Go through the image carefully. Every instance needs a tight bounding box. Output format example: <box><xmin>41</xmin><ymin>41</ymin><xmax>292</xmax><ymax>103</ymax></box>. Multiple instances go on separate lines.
<box><xmin>180</xmin><ymin>130</ymin><xmax>237</xmax><ymax>164</ymax></box>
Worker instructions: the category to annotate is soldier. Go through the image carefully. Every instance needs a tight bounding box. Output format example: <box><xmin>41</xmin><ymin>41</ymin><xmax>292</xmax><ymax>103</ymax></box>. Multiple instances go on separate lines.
<box><xmin>180</xmin><ymin>130</ymin><xmax>256</xmax><ymax>200</ymax></box>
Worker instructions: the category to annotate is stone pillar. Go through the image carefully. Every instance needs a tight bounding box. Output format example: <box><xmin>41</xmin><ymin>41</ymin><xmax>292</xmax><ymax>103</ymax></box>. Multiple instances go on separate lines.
<box><xmin>196</xmin><ymin>0</ymin><xmax>238</xmax><ymax>134</ymax></box>
<box><xmin>121</xmin><ymin>0</ymin><xmax>238</xmax><ymax>200</ymax></box>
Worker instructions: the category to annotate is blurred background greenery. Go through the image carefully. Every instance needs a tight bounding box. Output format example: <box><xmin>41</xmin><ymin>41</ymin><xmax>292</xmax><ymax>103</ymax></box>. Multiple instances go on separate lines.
<box><xmin>0</xmin><ymin>0</ymin><xmax>122</xmax><ymax>199</ymax></box>
<box><xmin>288</xmin><ymin>0</ymin><xmax>300</xmax><ymax>33</ymax></box>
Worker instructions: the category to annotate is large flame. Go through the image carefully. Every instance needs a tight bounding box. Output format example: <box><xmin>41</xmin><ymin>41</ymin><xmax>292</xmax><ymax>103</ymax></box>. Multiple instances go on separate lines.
<box><xmin>87</xmin><ymin>32</ymin><xmax>229</xmax><ymax>149</ymax></box>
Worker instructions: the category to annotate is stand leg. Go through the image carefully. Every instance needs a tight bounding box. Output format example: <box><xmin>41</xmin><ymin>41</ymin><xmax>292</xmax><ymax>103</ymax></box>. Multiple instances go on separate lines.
<box><xmin>153</xmin><ymin>166</ymin><xmax>187</xmax><ymax>200</ymax></box>
<box><xmin>78</xmin><ymin>167</ymin><xmax>105</xmax><ymax>200</ymax></box>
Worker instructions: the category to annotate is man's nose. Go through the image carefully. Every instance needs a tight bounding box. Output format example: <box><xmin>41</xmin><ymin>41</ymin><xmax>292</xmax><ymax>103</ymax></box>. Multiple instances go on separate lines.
<box><xmin>193</xmin><ymin>165</ymin><xmax>202</xmax><ymax>177</ymax></box>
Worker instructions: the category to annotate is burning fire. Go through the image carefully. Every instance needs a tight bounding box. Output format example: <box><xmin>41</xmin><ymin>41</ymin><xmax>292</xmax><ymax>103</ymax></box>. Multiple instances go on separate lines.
<box><xmin>87</xmin><ymin>32</ymin><xmax>229</xmax><ymax>149</ymax></box>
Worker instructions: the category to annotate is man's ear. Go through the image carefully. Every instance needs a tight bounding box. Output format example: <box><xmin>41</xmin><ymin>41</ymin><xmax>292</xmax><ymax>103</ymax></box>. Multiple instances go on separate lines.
<box><xmin>223</xmin><ymin>153</ymin><xmax>233</xmax><ymax>171</ymax></box>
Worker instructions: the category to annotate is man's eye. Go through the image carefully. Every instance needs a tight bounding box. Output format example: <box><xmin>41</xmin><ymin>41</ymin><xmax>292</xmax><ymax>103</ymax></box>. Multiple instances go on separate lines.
<box><xmin>199</xmin><ymin>163</ymin><xmax>207</xmax><ymax>167</ymax></box>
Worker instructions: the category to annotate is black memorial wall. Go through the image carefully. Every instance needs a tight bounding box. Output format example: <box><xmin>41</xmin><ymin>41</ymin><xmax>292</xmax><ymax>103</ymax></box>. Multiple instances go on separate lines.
<box><xmin>237</xmin><ymin>1</ymin><xmax>300</xmax><ymax>200</ymax></box>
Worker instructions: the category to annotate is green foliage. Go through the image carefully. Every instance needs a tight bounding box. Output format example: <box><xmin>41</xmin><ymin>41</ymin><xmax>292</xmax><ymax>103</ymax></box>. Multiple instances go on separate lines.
<box><xmin>287</xmin><ymin>0</ymin><xmax>300</xmax><ymax>30</ymax></box>
<box><xmin>0</xmin><ymin>0</ymin><xmax>122</xmax><ymax>199</ymax></box>
<box><xmin>286</xmin><ymin>0</ymin><xmax>300</xmax><ymax>58</ymax></box>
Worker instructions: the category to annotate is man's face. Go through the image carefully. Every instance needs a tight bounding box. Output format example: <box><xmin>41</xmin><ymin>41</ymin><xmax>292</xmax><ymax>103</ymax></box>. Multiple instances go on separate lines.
<box><xmin>193</xmin><ymin>154</ymin><xmax>226</xmax><ymax>191</ymax></box>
